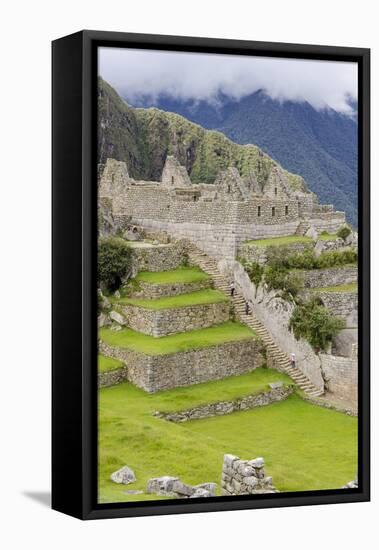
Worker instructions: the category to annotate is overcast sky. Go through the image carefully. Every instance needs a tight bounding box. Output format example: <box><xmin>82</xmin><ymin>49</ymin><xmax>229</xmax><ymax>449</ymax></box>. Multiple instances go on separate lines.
<box><xmin>99</xmin><ymin>47</ymin><xmax>357</xmax><ymax>113</ymax></box>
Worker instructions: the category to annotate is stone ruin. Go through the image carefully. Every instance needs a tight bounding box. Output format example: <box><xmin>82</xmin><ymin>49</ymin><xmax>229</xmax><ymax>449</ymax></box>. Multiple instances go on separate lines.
<box><xmin>221</xmin><ymin>454</ymin><xmax>277</xmax><ymax>496</ymax></box>
<box><xmin>110</xmin><ymin>455</ymin><xmax>277</xmax><ymax>498</ymax></box>
<box><xmin>146</xmin><ymin>476</ymin><xmax>217</xmax><ymax>499</ymax></box>
<box><xmin>98</xmin><ymin>155</ymin><xmax>346</xmax><ymax>261</ymax></box>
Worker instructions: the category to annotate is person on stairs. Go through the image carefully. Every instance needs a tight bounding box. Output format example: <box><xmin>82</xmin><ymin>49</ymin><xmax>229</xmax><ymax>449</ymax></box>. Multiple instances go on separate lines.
<box><xmin>245</xmin><ymin>301</ymin><xmax>250</xmax><ymax>315</ymax></box>
<box><xmin>230</xmin><ymin>281</ymin><xmax>235</xmax><ymax>297</ymax></box>
<box><xmin>290</xmin><ymin>352</ymin><xmax>296</xmax><ymax>369</ymax></box>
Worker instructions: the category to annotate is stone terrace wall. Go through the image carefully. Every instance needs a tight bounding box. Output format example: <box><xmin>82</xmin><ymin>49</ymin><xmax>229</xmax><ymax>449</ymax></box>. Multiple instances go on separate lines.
<box><xmin>98</xmin><ymin>367</ymin><xmax>128</xmax><ymax>388</ymax></box>
<box><xmin>129</xmin><ymin>241</ymin><xmax>186</xmax><ymax>274</ymax></box>
<box><xmin>119</xmin><ymin>301</ymin><xmax>230</xmax><ymax>337</ymax></box>
<box><xmin>100</xmin><ymin>339</ymin><xmax>264</xmax><ymax>393</ymax></box>
<box><xmin>304</xmin><ymin>290</ymin><xmax>358</xmax><ymax>318</ymax></box>
<box><xmin>298</xmin><ymin>266</ymin><xmax>358</xmax><ymax>289</ymax></box>
<box><xmin>320</xmin><ymin>352</ymin><xmax>358</xmax><ymax>404</ymax></box>
<box><xmin>155</xmin><ymin>386</ymin><xmax>293</xmax><ymax>422</ymax></box>
<box><xmin>238</xmin><ymin>241</ymin><xmax>312</xmax><ymax>265</ymax></box>
<box><xmin>134</xmin><ymin>278</ymin><xmax>211</xmax><ymax>299</ymax></box>
<box><xmin>221</xmin><ymin>454</ymin><xmax>277</xmax><ymax>495</ymax></box>
<box><xmin>308</xmin><ymin>212</ymin><xmax>346</xmax><ymax>233</ymax></box>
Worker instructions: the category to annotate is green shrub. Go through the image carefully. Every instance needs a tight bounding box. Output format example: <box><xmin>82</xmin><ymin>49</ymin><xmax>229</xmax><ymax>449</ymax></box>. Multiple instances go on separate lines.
<box><xmin>245</xmin><ymin>261</ymin><xmax>264</xmax><ymax>287</ymax></box>
<box><xmin>337</xmin><ymin>225</ymin><xmax>352</xmax><ymax>240</ymax></box>
<box><xmin>98</xmin><ymin>237</ymin><xmax>132</xmax><ymax>292</ymax></box>
<box><xmin>265</xmin><ymin>245</ymin><xmax>291</xmax><ymax>269</ymax></box>
<box><xmin>265</xmin><ymin>267</ymin><xmax>304</xmax><ymax>298</ymax></box>
<box><xmin>289</xmin><ymin>298</ymin><xmax>345</xmax><ymax>351</ymax></box>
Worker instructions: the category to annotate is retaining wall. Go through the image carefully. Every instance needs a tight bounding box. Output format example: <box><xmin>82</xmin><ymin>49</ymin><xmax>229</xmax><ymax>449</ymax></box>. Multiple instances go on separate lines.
<box><xmin>120</xmin><ymin>301</ymin><xmax>230</xmax><ymax>337</ymax></box>
<box><xmin>99</xmin><ymin>338</ymin><xmax>264</xmax><ymax>392</ymax></box>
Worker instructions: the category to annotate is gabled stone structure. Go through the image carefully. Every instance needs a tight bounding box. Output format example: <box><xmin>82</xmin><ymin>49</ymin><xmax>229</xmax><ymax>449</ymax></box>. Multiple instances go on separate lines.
<box><xmin>98</xmin><ymin>156</ymin><xmax>346</xmax><ymax>260</ymax></box>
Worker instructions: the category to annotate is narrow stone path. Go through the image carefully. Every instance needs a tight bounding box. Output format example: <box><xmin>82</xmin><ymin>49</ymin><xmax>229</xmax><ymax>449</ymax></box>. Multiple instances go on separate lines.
<box><xmin>185</xmin><ymin>241</ymin><xmax>324</xmax><ymax>398</ymax></box>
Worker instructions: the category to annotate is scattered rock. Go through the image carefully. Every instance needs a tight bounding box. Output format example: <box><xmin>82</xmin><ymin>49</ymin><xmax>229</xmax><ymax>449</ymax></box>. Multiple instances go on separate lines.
<box><xmin>146</xmin><ymin>476</ymin><xmax>216</xmax><ymax>498</ymax></box>
<box><xmin>269</xmin><ymin>381</ymin><xmax>283</xmax><ymax>389</ymax></box>
<box><xmin>342</xmin><ymin>478</ymin><xmax>358</xmax><ymax>489</ymax></box>
<box><xmin>147</xmin><ymin>476</ymin><xmax>179</xmax><ymax>494</ymax></box>
<box><xmin>109</xmin><ymin>310</ymin><xmax>126</xmax><ymax>325</ymax></box>
<box><xmin>110</xmin><ymin>465</ymin><xmax>136</xmax><ymax>485</ymax></box>
<box><xmin>305</xmin><ymin>225</ymin><xmax>318</xmax><ymax>240</ymax></box>
<box><xmin>124</xmin><ymin>489</ymin><xmax>144</xmax><ymax>495</ymax></box>
<box><xmin>190</xmin><ymin>488</ymin><xmax>212</xmax><ymax>498</ymax></box>
<box><xmin>98</xmin><ymin>313</ymin><xmax>110</xmax><ymax>328</ymax></box>
<box><xmin>114</xmin><ymin>290</ymin><xmax>121</xmax><ymax>299</ymax></box>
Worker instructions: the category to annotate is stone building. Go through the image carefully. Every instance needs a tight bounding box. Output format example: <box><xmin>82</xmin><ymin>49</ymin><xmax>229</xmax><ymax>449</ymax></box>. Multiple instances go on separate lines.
<box><xmin>98</xmin><ymin>155</ymin><xmax>345</xmax><ymax>261</ymax></box>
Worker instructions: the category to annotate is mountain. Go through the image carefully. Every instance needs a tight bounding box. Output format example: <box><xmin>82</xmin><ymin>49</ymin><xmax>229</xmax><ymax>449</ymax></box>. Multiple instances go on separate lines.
<box><xmin>136</xmin><ymin>91</ymin><xmax>358</xmax><ymax>225</ymax></box>
<box><xmin>98</xmin><ymin>78</ymin><xmax>307</xmax><ymax>193</ymax></box>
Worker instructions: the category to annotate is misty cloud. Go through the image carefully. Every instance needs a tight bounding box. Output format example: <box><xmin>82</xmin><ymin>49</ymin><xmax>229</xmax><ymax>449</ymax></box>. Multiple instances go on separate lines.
<box><xmin>99</xmin><ymin>47</ymin><xmax>357</xmax><ymax>113</ymax></box>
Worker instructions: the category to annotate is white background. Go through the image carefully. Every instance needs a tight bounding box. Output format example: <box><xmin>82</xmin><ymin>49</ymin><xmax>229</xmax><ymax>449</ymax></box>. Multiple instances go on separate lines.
<box><xmin>0</xmin><ymin>1</ymin><xmax>376</xmax><ymax>548</ymax></box>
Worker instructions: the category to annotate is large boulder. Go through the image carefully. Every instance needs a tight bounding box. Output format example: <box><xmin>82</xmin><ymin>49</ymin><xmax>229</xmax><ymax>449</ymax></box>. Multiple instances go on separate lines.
<box><xmin>109</xmin><ymin>310</ymin><xmax>126</xmax><ymax>325</ymax></box>
<box><xmin>110</xmin><ymin>465</ymin><xmax>136</xmax><ymax>485</ymax></box>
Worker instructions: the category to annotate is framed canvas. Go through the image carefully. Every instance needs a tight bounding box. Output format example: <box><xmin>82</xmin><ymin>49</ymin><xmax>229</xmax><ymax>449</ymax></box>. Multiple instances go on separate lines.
<box><xmin>52</xmin><ymin>30</ymin><xmax>370</xmax><ymax>520</ymax></box>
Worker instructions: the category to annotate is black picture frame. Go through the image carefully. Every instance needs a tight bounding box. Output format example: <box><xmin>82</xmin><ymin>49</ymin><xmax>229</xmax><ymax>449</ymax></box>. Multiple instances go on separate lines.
<box><xmin>52</xmin><ymin>30</ymin><xmax>370</xmax><ymax>520</ymax></box>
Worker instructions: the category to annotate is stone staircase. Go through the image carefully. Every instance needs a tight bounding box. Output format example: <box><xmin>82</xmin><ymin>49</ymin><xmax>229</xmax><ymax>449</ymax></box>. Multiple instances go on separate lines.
<box><xmin>185</xmin><ymin>241</ymin><xmax>324</xmax><ymax>398</ymax></box>
<box><xmin>295</xmin><ymin>219</ymin><xmax>310</xmax><ymax>236</ymax></box>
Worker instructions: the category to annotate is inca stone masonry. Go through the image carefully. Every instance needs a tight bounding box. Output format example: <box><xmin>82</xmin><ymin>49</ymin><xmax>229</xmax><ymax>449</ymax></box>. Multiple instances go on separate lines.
<box><xmin>99</xmin><ymin>156</ymin><xmax>345</xmax><ymax>261</ymax></box>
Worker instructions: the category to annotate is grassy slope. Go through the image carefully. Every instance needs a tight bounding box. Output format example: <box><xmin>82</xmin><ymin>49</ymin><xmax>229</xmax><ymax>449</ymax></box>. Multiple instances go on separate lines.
<box><xmin>99</xmin><ymin>371</ymin><xmax>357</xmax><ymax>503</ymax></box>
<box><xmin>245</xmin><ymin>235</ymin><xmax>312</xmax><ymax>247</ymax></box>
<box><xmin>98</xmin><ymin>355</ymin><xmax>124</xmax><ymax>373</ymax></box>
<box><xmin>100</xmin><ymin>322</ymin><xmax>257</xmax><ymax>355</ymax></box>
<box><xmin>318</xmin><ymin>232</ymin><xmax>338</xmax><ymax>241</ymax></box>
<box><xmin>119</xmin><ymin>289</ymin><xmax>227</xmax><ymax>310</ymax></box>
<box><xmin>135</xmin><ymin>267</ymin><xmax>210</xmax><ymax>285</ymax></box>
<box><xmin>312</xmin><ymin>283</ymin><xmax>358</xmax><ymax>293</ymax></box>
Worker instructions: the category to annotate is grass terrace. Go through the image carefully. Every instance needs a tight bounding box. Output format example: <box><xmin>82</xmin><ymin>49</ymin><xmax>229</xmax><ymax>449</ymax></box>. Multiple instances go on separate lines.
<box><xmin>98</xmin><ymin>355</ymin><xmax>124</xmax><ymax>373</ymax></box>
<box><xmin>99</xmin><ymin>321</ymin><xmax>257</xmax><ymax>356</ymax></box>
<box><xmin>99</xmin><ymin>369</ymin><xmax>358</xmax><ymax>503</ymax></box>
<box><xmin>117</xmin><ymin>289</ymin><xmax>227</xmax><ymax>310</ymax></box>
<box><xmin>318</xmin><ymin>232</ymin><xmax>339</xmax><ymax>241</ymax></box>
<box><xmin>245</xmin><ymin>235</ymin><xmax>312</xmax><ymax>247</ymax></box>
<box><xmin>135</xmin><ymin>266</ymin><xmax>210</xmax><ymax>285</ymax></box>
<box><xmin>311</xmin><ymin>283</ymin><xmax>358</xmax><ymax>293</ymax></box>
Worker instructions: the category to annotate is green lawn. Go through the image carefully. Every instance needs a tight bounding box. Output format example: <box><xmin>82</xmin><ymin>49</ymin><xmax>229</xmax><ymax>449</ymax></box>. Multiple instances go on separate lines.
<box><xmin>311</xmin><ymin>283</ymin><xmax>358</xmax><ymax>293</ymax></box>
<box><xmin>98</xmin><ymin>355</ymin><xmax>124</xmax><ymax>373</ymax></box>
<box><xmin>318</xmin><ymin>232</ymin><xmax>338</xmax><ymax>241</ymax></box>
<box><xmin>117</xmin><ymin>289</ymin><xmax>227</xmax><ymax>310</ymax></box>
<box><xmin>98</xmin><ymin>370</ymin><xmax>358</xmax><ymax>503</ymax></box>
<box><xmin>245</xmin><ymin>235</ymin><xmax>312</xmax><ymax>247</ymax></box>
<box><xmin>99</xmin><ymin>321</ymin><xmax>257</xmax><ymax>356</ymax></box>
<box><xmin>135</xmin><ymin>266</ymin><xmax>210</xmax><ymax>285</ymax></box>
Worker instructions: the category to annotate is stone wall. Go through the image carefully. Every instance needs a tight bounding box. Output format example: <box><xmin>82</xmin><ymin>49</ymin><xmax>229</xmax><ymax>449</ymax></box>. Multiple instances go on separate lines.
<box><xmin>120</xmin><ymin>301</ymin><xmax>230</xmax><ymax>337</ymax></box>
<box><xmin>238</xmin><ymin>240</ymin><xmax>312</xmax><ymax>265</ymax></box>
<box><xmin>100</xmin><ymin>338</ymin><xmax>264</xmax><ymax>393</ymax></box>
<box><xmin>155</xmin><ymin>385</ymin><xmax>293</xmax><ymax>422</ymax></box>
<box><xmin>221</xmin><ymin>454</ymin><xmax>277</xmax><ymax>495</ymax></box>
<box><xmin>107</xmin><ymin>183</ymin><xmax>344</xmax><ymax>261</ymax></box>
<box><xmin>299</xmin><ymin>266</ymin><xmax>358</xmax><ymax>289</ymax></box>
<box><xmin>134</xmin><ymin>278</ymin><xmax>211</xmax><ymax>299</ymax></box>
<box><xmin>128</xmin><ymin>241</ymin><xmax>186</xmax><ymax>274</ymax></box>
<box><xmin>319</xmin><ymin>352</ymin><xmax>358</xmax><ymax>405</ymax></box>
<box><xmin>98</xmin><ymin>367</ymin><xmax>128</xmax><ymax>388</ymax></box>
<box><xmin>303</xmin><ymin>290</ymin><xmax>358</xmax><ymax>318</ymax></box>
<box><xmin>221</xmin><ymin>259</ymin><xmax>325</xmax><ymax>391</ymax></box>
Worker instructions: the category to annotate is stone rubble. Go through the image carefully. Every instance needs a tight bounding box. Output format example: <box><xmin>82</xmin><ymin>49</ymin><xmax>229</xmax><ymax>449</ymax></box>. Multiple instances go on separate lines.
<box><xmin>110</xmin><ymin>465</ymin><xmax>136</xmax><ymax>485</ymax></box>
<box><xmin>221</xmin><ymin>454</ymin><xmax>277</xmax><ymax>496</ymax></box>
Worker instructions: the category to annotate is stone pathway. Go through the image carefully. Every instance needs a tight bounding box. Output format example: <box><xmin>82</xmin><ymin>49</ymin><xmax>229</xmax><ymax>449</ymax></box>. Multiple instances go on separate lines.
<box><xmin>185</xmin><ymin>241</ymin><xmax>324</xmax><ymax>398</ymax></box>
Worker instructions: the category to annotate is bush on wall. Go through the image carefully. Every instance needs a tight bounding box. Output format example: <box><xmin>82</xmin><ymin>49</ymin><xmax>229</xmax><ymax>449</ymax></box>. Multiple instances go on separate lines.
<box><xmin>98</xmin><ymin>237</ymin><xmax>132</xmax><ymax>292</ymax></box>
<box><xmin>289</xmin><ymin>298</ymin><xmax>345</xmax><ymax>352</ymax></box>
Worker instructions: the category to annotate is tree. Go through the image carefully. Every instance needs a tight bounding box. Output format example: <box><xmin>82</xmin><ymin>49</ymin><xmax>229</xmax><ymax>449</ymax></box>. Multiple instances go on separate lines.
<box><xmin>289</xmin><ymin>298</ymin><xmax>345</xmax><ymax>352</ymax></box>
<box><xmin>98</xmin><ymin>237</ymin><xmax>132</xmax><ymax>292</ymax></box>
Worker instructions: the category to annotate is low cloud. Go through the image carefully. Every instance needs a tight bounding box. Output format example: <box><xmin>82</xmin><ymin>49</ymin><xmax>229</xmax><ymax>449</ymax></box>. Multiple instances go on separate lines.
<box><xmin>99</xmin><ymin>47</ymin><xmax>357</xmax><ymax>113</ymax></box>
